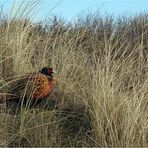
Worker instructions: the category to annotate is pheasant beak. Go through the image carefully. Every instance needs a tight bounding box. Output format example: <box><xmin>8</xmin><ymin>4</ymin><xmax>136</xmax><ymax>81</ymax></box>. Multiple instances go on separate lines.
<box><xmin>52</xmin><ymin>70</ymin><xmax>56</xmax><ymax>74</ymax></box>
<box><xmin>52</xmin><ymin>70</ymin><xmax>56</xmax><ymax>77</ymax></box>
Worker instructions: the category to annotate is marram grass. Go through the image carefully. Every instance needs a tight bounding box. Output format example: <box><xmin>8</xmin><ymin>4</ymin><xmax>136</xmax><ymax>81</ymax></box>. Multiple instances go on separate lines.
<box><xmin>0</xmin><ymin>2</ymin><xmax>148</xmax><ymax>147</ymax></box>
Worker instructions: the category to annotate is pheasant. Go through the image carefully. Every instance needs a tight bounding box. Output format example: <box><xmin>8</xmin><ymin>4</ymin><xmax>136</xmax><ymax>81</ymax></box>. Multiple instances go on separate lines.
<box><xmin>6</xmin><ymin>67</ymin><xmax>57</xmax><ymax>106</ymax></box>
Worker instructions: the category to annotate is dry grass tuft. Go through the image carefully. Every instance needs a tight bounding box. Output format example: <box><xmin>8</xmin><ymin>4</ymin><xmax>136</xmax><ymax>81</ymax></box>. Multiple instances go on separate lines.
<box><xmin>0</xmin><ymin>1</ymin><xmax>148</xmax><ymax>147</ymax></box>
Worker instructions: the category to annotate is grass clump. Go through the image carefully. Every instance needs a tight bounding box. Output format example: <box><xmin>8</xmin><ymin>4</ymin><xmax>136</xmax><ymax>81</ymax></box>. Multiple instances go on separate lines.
<box><xmin>0</xmin><ymin>1</ymin><xmax>148</xmax><ymax>147</ymax></box>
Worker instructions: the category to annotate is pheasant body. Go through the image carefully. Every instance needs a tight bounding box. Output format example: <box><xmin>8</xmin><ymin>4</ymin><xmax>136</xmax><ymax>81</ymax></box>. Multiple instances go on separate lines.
<box><xmin>8</xmin><ymin>67</ymin><xmax>56</xmax><ymax>105</ymax></box>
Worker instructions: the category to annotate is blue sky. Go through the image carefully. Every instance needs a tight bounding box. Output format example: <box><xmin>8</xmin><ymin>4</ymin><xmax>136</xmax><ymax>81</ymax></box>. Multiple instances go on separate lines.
<box><xmin>0</xmin><ymin>0</ymin><xmax>148</xmax><ymax>22</ymax></box>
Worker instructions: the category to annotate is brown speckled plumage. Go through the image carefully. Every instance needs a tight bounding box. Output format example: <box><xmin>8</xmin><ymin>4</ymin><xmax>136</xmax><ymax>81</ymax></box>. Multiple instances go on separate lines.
<box><xmin>8</xmin><ymin>67</ymin><xmax>57</xmax><ymax>105</ymax></box>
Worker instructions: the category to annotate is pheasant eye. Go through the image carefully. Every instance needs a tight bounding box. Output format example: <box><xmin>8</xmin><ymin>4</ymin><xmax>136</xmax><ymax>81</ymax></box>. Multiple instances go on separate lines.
<box><xmin>48</xmin><ymin>68</ymin><xmax>53</xmax><ymax>75</ymax></box>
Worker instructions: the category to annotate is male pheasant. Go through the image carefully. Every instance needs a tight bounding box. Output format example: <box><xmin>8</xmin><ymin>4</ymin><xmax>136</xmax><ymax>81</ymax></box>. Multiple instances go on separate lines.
<box><xmin>7</xmin><ymin>67</ymin><xmax>57</xmax><ymax>106</ymax></box>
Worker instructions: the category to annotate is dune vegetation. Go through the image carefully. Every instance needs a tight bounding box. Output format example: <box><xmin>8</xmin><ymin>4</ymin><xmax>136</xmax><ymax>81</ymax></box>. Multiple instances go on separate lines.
<box><xmin>0</xmin><ymin>1</ymin><xmax>148</xmax><ymax>147</ymax></box>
